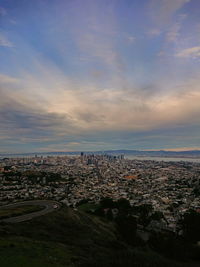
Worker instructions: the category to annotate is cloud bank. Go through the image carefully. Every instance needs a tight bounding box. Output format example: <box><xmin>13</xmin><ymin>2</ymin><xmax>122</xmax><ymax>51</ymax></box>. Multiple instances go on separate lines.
<box><xmin>0</xmin><ymin>0</ymin><xmax>200</xmax><ymax>152</ymax></box>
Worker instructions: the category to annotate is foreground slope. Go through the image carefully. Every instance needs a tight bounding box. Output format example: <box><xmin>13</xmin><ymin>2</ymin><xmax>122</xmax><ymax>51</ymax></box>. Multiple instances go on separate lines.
<box><xmin>0</xmin><ymin>206</ymin><xmax>198</xmax><ymax>267</ymax></box>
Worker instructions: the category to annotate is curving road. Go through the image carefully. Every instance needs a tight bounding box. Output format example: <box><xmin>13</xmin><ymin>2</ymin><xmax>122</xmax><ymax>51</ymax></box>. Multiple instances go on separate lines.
<box><xmin>0</xmin><ymin>200</ymin><xmax>60</xmax><ymax>223</ymax></box>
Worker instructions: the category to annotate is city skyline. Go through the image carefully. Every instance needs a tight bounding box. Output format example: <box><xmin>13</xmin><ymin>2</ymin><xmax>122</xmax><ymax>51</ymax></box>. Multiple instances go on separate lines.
<box><xmin>1</xmin><ymin>0</ymin><xmax>200</xmax><ymax>153</ymax></box>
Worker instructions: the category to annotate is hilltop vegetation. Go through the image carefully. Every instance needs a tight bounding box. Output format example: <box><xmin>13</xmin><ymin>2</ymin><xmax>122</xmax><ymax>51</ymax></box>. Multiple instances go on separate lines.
<box><xmin>0</xmin><ymin>205</ymin><xmax>43</xmax><ymax>220</ymax></box>
<box><xmin>0</xmin><ymin>202</ymin><xmax>200</xmax><ymax>267</ymax></box>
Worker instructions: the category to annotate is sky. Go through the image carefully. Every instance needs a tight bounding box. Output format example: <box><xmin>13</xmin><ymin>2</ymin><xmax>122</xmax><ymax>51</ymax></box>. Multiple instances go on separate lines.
<box><xmin>0</xmin><ymin>0</ymin><xmax>200</xmax><ymax>153</ymax></box>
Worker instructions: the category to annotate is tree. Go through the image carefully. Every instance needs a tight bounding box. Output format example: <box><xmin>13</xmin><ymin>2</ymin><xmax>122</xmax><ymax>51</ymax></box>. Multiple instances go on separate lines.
<box><xmin>134</xmin><ymin>204</ymin><xmax>153</xmax><ymax>227</ymax></box>
<box><xmin>117</xmin><ymin>198</ymin><xmax>131</xmax><ymax>210</ymax></box>
<box><xmin>115</xmin><ymin>215</ymin><xmax>137</xmax><ymax>245</ymax></box>
<box><xmin>100</xmin><ymin>197</ymin><xmax>115</xmax><ymax>209</ymax></box>
<box><xmin>150</xmin><ymin>211</ymin><xmax>164</xmax><ymax>221</ymax></box>
<box><xmin>180</xmin><ymin>209</ymin><xmax>200</xmax><ymax>243</ymax></box>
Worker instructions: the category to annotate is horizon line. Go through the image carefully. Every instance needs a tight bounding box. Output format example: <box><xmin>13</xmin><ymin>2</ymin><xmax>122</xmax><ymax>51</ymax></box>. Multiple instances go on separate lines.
<box><xmin>1</xmin><ymin>148</ymin><xmax>200</xmax><ymax>155</ymax></box>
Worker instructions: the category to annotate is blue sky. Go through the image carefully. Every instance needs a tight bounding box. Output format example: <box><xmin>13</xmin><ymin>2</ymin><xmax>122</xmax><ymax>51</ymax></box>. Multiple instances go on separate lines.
<box><xmin>0</xmin><ymin>0</ymin><xmax>200</xmax><ymax>153</ymax></box>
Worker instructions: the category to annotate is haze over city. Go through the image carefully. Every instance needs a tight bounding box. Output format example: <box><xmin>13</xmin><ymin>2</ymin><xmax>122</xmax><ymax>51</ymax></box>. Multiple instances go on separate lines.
<box><xmin>1</xmin><ymin>0</ymin><xmax>200</xmax><ymax>153</ymax></box>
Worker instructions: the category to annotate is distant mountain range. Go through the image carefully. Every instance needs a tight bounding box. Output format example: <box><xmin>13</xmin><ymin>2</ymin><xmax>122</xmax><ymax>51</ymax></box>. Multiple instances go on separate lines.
<box><xmin>1</xmin><ymin>149</ymin><xmax>200</xmax><ymax>158</ymax></box>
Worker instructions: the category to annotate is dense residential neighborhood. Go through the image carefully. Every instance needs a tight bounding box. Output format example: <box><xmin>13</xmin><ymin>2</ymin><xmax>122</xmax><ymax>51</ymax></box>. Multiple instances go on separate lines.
<box><xmin>0</xmin><ymin>154</ymin><xmax>200</xmax><ymax>233</ymax></box>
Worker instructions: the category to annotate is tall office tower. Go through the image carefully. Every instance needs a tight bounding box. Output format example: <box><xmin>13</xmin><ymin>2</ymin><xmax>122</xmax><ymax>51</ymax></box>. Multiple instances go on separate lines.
<box><xmin>81</xmin><ymin>152</ymin><xmax>84</xmax><ymax>163</ymax></box>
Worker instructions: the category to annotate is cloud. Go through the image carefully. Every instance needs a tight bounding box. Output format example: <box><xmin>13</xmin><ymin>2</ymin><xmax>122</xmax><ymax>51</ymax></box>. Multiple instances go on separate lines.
<box><xmin>0</xmin><ymin>0</ymin><xmax>199</xmax><ymax>152</ymax></box>
<box><xmin>0</xmin><ymin>33</ymin><xmax>14</xmax><ymax>47</ymax></box>
<box><xmin>1</xmin><ymin>70</ymin><xmax>200</xmax><ymax>152</ymax></box>
<box><xmin>148</xmin><ymin>29</ymin><xmax>162</xmax><ymax>36</ymax></box>
<box><xmin>65</xmin><ymin>0</ymin><xmax>125</xmax><ymax>73</ymax></box>
<box><xmin>166</xmin><ymin>14</ymin><xmax>187</xmax><ymax>42</ymax></box>
<box><xmin>176</xmin><ymin>46</ymin><xmax>200</xmax><ymax>58</ymax></box>
<box><xmin>0</xmin><ymin>74</ymin><xmax>79</xmax><ymax>144</ymax></box>
<box><xmin>0</xmin><ymin>7</ymin><xmax>7</xmax><ymax>16</ymax></box>
<box><xmin>127</xmin><ymin>36</ymin><xmax>136</xmax><ymax>44</ymax></box>
<box><xmin>1</xmin><ymin>68</ymin><xmax>200</xmax><ymax>140</ymax></box>
<box><xmin>166</xmin><ymin>22</ymin><xmax>181</xmax><ymax>42</ymax></box>
<box><xmin>0</xmin><ymin>74</ymin><xmax>19</xmax><ymax>84</ymax></box>
<box><xmin>149</xmin><ymin>0</ymin><xmax>190</xmax><ymax>26</ymax></box>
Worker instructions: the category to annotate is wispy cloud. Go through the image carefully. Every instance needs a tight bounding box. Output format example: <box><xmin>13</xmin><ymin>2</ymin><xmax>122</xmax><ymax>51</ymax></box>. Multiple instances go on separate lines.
<box><xmin>0</xmin><ymin>74</ymin><xmax>19</xmax><ymax>84</ymax></box>
<box><xmin>0</xmin><ymin>33</ymin><xmax>14</xmax><ymax>47</ymax></box>
<box><xmin>1</xmin><ymin>83</ymin><xmax>200</xmax><ymax>152</ymax></box>
<box><xmin>0</xmin><ymin>6</ymin><xmax>7</xmax><ymax>16</ymax></box>
<box><xmin>0</xmin><ymin>0</ymin><xmax>199</xmax><ymax>152</ymax></box>
<box><xmin>127</xmin><ymin>36</ymin><xmax>136</xmax><ymax>44</ymax></box>
<box><xmin>166</xmin><ymin>14</ymin><xmax>187</xmax><ymax>42</ymax></box>
<box><xmin>148</xmin><ymin>29</ymin><xmax>162</xmax><ymax>37</ymax></box>
<box><xmin>1</xmin><ymin>66</ymin><xmax>200</xmax><ymax>144</ymax></box>
<box><xmin>176</xmin><ymin>46</ymin><xmax>200</xmax><ymax>58</ymax></box>
<box><xmin>150</xmin><ymin>0</ymin><xmax>191</xmax><ymax>25</ymax></box>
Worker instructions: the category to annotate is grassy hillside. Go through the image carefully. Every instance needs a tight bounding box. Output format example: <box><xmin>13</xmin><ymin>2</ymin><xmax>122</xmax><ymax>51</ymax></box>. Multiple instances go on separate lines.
<box><xmin>0</xmin><ymin>205</ymin><xmax>43</xmax><ymax>220</ymax></box>
<box><xmin>0</xmin><ymin>206</ymin><xmax>198</xmax><ymax>267</ymax></box>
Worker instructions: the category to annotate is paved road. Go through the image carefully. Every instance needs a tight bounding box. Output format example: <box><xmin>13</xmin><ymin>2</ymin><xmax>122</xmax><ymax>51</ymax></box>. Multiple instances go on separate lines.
<box><xmin>0</xmin><ymin>200</ymin><xmax>60</xmax><ymax>223</ymax></box>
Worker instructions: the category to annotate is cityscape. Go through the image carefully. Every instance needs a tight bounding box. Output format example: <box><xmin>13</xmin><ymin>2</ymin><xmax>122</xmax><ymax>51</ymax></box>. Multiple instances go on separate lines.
<box><xmin>1</xmin><ymin>0</ymin><xmax>200</xmax><ymax>266</ymax></box>
<box><xmin>1</xmin><ymin>153</ymin><xmax>200</xmax><ymax>233</ymax></box>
